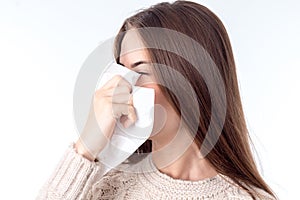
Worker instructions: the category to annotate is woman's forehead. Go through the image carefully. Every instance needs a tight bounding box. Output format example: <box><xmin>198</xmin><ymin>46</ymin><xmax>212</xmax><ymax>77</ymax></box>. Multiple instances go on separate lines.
<box><xmin>120</xmin><ymin>29</ymin><xmax>146</xmax><ymax>56</ymax></box>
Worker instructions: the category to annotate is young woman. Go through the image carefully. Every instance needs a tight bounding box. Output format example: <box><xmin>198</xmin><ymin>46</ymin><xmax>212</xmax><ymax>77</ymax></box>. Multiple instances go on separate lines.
<box><xmin>37</xmin><ymin>1</ymin><xmax>276</xmax><ymax>199</ymax></box>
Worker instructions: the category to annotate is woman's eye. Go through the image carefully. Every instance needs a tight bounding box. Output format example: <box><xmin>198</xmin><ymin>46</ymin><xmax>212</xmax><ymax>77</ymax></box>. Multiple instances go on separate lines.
<box><xmin>137</xmin><ymin>72</ymin><xmax>149</xmax><ymax>75</ymax></box>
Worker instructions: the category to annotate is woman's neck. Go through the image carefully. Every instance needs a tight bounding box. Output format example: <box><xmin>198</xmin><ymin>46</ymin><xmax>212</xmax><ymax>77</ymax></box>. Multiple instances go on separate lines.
<box><xmin>150</xmin><ymin>127</ymin><xmax>218</xmax><ymax>181</ymax></box>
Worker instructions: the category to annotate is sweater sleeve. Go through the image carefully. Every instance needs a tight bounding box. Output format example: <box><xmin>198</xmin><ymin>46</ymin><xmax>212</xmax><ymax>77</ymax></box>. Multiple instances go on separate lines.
<box><xmin>36</xmin><ymin>143</ymin><xmax>105</xmax><ymax>200</ymax></box>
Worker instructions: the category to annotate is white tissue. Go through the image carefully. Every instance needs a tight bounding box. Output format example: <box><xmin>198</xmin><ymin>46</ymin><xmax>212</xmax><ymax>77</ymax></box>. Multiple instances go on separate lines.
<box><xmin>96</xmin><ymin>62</ymin><xmax>155</xmax><ymax>174</ymax></box>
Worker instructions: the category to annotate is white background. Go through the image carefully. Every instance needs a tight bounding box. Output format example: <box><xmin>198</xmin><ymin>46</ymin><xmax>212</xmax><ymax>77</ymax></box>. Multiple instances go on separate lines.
<box><xmin>0</xmin><ymin>0</ymin><xmax>299</xmax><ymax>199</ymax></box>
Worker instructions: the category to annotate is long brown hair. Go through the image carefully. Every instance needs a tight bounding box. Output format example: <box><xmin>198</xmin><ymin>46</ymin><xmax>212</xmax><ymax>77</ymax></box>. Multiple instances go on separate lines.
<box><xmin>114</xmin><ymin>1</ymin><xmax>276</xmax><ymax>199</ymax></box>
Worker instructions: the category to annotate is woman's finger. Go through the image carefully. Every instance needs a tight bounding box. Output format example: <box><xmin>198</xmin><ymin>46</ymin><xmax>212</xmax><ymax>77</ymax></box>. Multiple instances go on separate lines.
<box><xmin>119</xmin><ymin>105</ymin><xmax>137</xmax><ymax>128</ymax></box>
<box><xmin>112</xmin><ymin>104</ymin><xmax>137</xmax><ymax>127</ymax></box>
<box><xmin>111</xmin><ymin>93</ymin><xmax>133</xmax><ymax>104</ymax></box>
<box><xmin>125</xmin><ymin>105</ymin><xmax>137</xmax><ymax>127</ymax></box>
<box><xmin>101</xmin><ymin>85</ymin><xmax>131</xmax><ymax>97</ymax></box>
<box><xmin>102</xmin><ymin>75</ymin><xmax>132</xmax><ymax>92</ymax></box>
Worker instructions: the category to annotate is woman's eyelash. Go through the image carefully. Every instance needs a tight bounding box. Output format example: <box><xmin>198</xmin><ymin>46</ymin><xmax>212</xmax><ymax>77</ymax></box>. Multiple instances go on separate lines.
<box><xmin>137</xmin><ymin>72</ymin><xmax>149</xmax><ymax>75</ymax></box>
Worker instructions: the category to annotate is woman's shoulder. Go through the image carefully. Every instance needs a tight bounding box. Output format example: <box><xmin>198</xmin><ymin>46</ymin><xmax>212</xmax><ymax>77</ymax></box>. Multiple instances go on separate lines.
<box><xmin>220</xmin><ymin>175</ymin><xmax>276</xmax><ymax>200</ymax></box>
<box><xmin>222</xmin><ymin>187</ymin><xmax>275</xmax><ymax>200</ymax></box>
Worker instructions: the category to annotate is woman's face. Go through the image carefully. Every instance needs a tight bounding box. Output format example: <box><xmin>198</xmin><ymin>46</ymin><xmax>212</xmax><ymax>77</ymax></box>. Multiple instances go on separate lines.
<box><xmin>119</xmin><ymin>32</ymin><xmax>181</xmax><ymax>145</ymax></box>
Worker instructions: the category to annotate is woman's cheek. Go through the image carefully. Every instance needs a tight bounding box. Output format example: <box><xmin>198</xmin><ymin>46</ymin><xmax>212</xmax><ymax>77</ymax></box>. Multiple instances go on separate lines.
<box><xmin>151</xmin><ymin>104</ymin><xmax>168</xmax><ymax>136</ymax></box>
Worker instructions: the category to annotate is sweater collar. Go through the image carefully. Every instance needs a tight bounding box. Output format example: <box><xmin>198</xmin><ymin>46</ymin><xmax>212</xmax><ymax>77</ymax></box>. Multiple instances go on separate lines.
<box><xmin>135</xmin><ymin>153</ymin><xmax>234</xmax><ymax>198</ymax></box>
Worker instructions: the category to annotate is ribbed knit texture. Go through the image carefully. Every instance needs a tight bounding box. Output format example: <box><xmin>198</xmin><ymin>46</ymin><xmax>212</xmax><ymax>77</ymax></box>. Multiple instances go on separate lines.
<box><xmin>37</xmin><ymin>144</ymin><xmax>275</xmax><ymax>200</ymax></box>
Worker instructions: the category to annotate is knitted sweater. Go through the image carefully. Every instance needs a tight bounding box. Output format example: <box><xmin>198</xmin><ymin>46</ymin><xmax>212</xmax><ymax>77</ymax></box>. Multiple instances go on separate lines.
<box><xmin>36</xmin><ymin>144</ymin><xmax>274</xmax><ymax>200</ymax></box>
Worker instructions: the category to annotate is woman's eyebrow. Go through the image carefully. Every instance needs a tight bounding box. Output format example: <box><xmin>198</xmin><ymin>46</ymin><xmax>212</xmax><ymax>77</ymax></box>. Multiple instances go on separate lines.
<box><xmin>118</xmin><ymin>61</ymin><xmax>150</xmax><ymax>68</ymax></box>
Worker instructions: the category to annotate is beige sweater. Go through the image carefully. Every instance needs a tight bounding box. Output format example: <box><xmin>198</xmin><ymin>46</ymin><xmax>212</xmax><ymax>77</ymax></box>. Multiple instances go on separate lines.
<box><xmin>36</xmin><ymin>144</ymin><xmax>274</xmax><ymax>200</ymax></box>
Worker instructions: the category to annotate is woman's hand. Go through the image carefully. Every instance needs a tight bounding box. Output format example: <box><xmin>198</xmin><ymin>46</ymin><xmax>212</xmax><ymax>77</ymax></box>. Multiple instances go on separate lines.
<box><xmin>75</xmin><ymin>75</ymin><xmax>137</xmax><ymax>161</ymax></box>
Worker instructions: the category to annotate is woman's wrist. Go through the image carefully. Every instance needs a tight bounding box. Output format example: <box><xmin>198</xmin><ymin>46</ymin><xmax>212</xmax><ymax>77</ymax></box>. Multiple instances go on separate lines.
<box><xmin>74</xmin><ymin>140</ymin><xmax>96</xmax><ymax>161</ymax></box>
